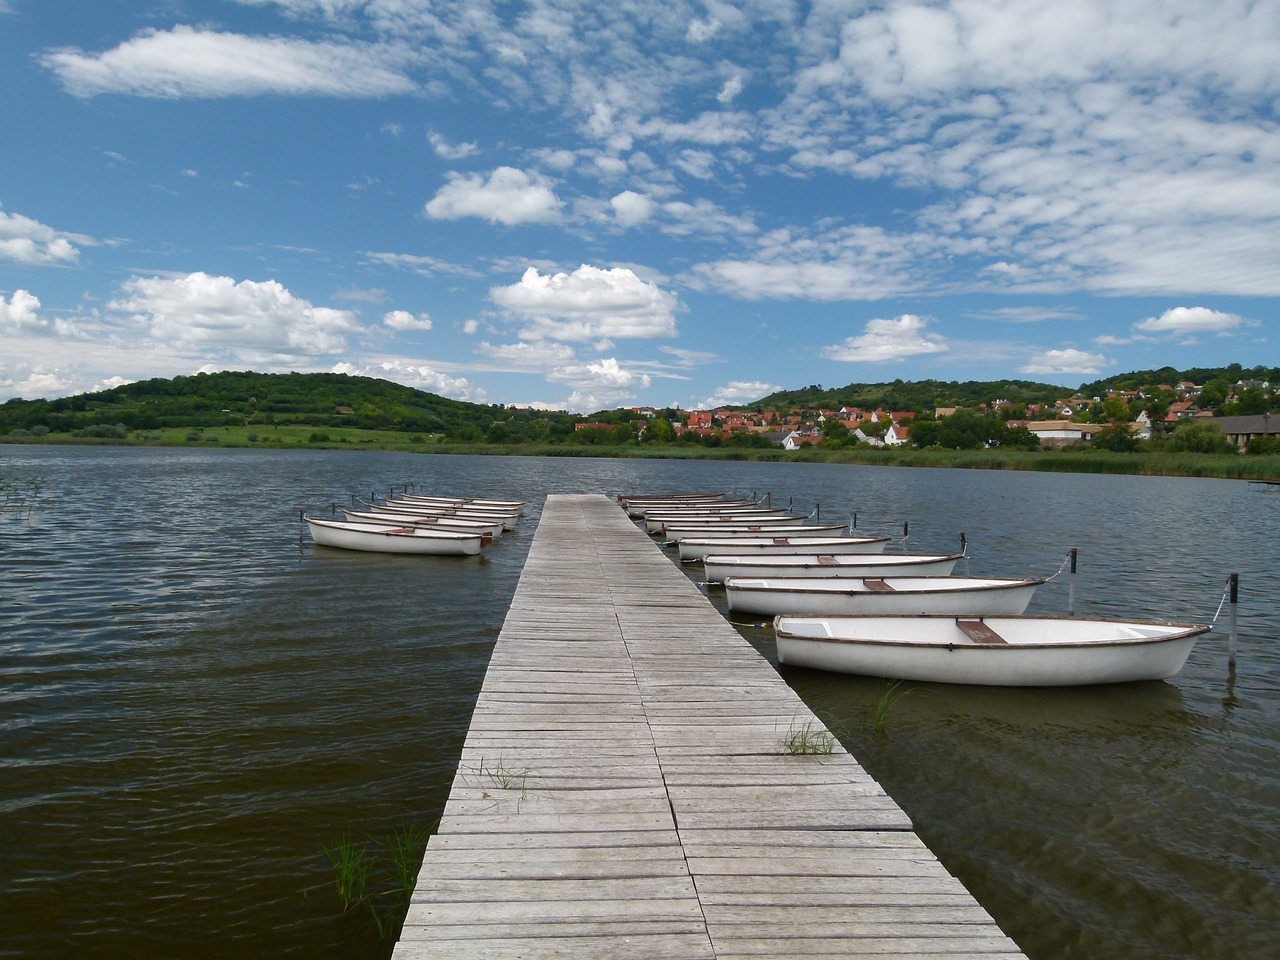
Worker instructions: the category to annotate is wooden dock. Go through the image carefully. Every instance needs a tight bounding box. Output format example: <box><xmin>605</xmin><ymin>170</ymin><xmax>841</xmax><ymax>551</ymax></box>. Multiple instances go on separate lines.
<box><xmin>394</xmin><ymin>494</ymin><xmax>1026</xmax><ymax>959</ymax></box>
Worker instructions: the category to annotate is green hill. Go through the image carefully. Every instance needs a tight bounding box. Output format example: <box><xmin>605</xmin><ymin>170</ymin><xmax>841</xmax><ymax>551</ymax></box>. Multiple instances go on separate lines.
<box><xmin>0</xmin><ymin>370</ymin><xmax>574</xmax><ymax>441</ymax></box>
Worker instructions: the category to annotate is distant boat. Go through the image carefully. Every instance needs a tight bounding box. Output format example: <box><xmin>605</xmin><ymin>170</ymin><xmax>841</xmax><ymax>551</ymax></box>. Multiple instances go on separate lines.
<box><xmin>366</xmin><ymin>500</ymin><xmax>521</xmax><ymax>531</ymax></box>
<box><xmin>663</xmin><ymin>521</ymin><xmax>848</xmax><ymax>541</ymax></box>
<box><xmin>724</xmin><ymin>575</ymin><xmax>1042</xmax><ymax>618</ymax></box>
<box><xmin>701</xmin><ymin>551</ymin><xmax>963</xmax><ymax>584</ymax></box>
<box><xmin>652</xmin><ymin>514</ymin><xmax>812</xmax><ymax>535</ymax></box>
<box><xmin>676</xmin><ymin>534</ymin><xmax>891</xmax><ymax>564</ymax></box>
<box><xmin>772</xmin><ymin>614</ymin><xmax>1213</xmax><ymax>685</ymax></box>
<box><xmin>394</xmin><ymin>493</ymin><xmax>525</xmax><ymax>513</ymax></box>
<box><xmin>342</xmin><ymin>510</ymin><xmax>506</xmax><ymax>539</ymax></box>
<box><xmin>305</xmin><ymin>516</ymin><xmax>488</xmax><ymax>555</ymax></box>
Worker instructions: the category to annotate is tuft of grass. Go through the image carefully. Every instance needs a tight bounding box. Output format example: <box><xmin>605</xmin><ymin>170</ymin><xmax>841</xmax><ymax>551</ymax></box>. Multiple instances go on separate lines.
<box><xmin>780</xmin><ymin>716</ymin><xmax>837</xmax><ymax>756</ymax></box>
<box><xmin>322</xmin><ymin>820</ymin><xmax>438</xmax><ymax>939</ymax></box>
<box><xmin>468</xmin><ymin>756</ymin><xmax>531</xmax><ymax>796</ymax></box>
<box><xmin>870</xmin><ymin>679</ymin><xmax>912</xmax><ymax>730</ymax></box>
<box><xmin>322</xmin><ymin>835</ymin><xmax>370</xmax><ymax>913</ymax></box>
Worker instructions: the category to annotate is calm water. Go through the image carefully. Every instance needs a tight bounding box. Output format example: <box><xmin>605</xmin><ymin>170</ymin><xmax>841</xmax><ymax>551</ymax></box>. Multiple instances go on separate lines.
<box><xmin>0</xmin><ymin>445</ymin><xmax>1276</xmax><ymax>959</ymax></box>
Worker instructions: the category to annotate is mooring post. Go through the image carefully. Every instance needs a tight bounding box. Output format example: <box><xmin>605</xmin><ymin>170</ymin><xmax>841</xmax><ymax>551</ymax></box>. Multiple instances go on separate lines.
<box><xmin>1228</xmin><ymin>573</ymin><xmax>1240</xmax><ymax>670</ymax></box>
<box><xmin>815</xmin><ymin>502</ymin><xmax>821</xmax><ymax>523</ymax></box>
<box><xmin>902</xmin><ymin>521</ymin><xmax>909</xmax><ymax>552</ymax></box>
<box><xmin>1068</xmin><ymin>548</ymin><xmax>1078</xmax><ymax>617</ymax></box>
<box><xmin>960</xmin><ymin>532</ymin><xmax>968</xmax><ymax>576</ymax></box>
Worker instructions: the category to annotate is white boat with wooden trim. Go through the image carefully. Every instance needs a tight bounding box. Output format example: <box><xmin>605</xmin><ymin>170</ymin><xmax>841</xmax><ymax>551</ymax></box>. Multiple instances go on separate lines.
<box><xmin>702</xmin><ymin>551</ymin><xmax>964</xmax><ymax>584</ymax></box>
<box><xmin>305</xmin><ymin>516</ymin><xmax>489</xmax><ymax>555</ymax></box>
<box><xmin>395</xmin><ymin>493</ymin><xmax>525</xmax><ymax>513</ymax></box>
<box><xmin>663</xmin><ymin>521</ymin><xmax>847</xmax><ymax>541</ymax></box>
<box><xmin>343</xmin><ymin>510</ymin><xmax>506</xmax><ymax>538</ymax></box>
<box><xmin>647</xmin><ymin>512</ymin><xmax>808</xmax><ymax>534</ymax></box>
<box><xmin>773</xmin><ymin>614</ymin><xmax>1213</xmax><ymax>685</ymax></box>
<box><xmin>369</xmin><ymin>501</ymin><xmax>520</xmax><ymax>531</ymax></box>
<box><xmin>627</xmin><ymin>498</ymin><xmax>756</xmax><ymax>518</ymax></box>
<box><xmin>723</xmin><ymin>575</ymin><xmax>1042</xmax><ymax>618</ymax></box>
<box><xmin>676</xmin><ymin>534</ymin><xmax>891</xmax><ymax>564</ymax></box>
<box><xmin>618</xmin><ymin>493</ymin><xmax>736</xmax><ymax>516</ymax></box>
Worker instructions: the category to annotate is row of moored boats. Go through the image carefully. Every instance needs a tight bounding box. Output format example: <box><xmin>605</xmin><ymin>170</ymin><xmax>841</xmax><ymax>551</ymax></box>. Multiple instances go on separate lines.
<box><xmin>618</xmin><ymin>491</ymin><xmax>1212</xmax><ymax>686</ymax></box>
<box><xmin>304</xmin><ymin>493</ymin><xmax>525</xmax><ymax>555</ymax></box>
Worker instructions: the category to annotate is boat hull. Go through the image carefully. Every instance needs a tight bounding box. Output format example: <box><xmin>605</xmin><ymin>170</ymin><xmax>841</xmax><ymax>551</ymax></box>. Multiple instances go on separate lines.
<box><xmin>773</xmin><ymin>614</ymin><xmax>1212</xmax><ymax>685</ymax></box>
<box><xmin>663</xmin><ymin>522</ymin><xmax>847</xmax><ymax>541</ymax></box>
<box><xmin>702</xmin><ymin>552</ymin><xmax>961</xmax><ymax>584</ymax></box>
<box><xmin>305</xmin><ymin>517</ymin><xmax>485</xmax><ymax>555</ymax></box>
<box><xmin>677</xmin><ymin>536</ymin><xmax>890</xmax><ymax>563</ymax></box>
<box><xmin>725</xmin><ymin>576</ymin><xmax>1040</xmax><ymax>618</ymax></box>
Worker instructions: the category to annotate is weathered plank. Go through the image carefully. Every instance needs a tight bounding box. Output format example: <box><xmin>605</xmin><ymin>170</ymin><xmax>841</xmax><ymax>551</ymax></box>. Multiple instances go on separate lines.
<box><xmin>393</xmin><ymin>495</ymin><xmax>1025</xmax><ymax>959</ymax></box>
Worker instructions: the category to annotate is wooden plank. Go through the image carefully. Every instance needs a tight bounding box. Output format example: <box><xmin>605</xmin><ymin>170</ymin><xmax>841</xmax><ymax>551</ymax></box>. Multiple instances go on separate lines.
<box><xmin>393</xmin><ymin>495</ymin><xmax>1025</xmax><ymax>959</ymax></box>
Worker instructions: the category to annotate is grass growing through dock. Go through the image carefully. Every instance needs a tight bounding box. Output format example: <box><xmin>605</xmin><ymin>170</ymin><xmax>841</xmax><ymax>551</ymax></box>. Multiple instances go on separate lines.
<box><xmin>322</xmin><ymin>821</ymin><xmax>437</xmax><ymax>939</ymax></box>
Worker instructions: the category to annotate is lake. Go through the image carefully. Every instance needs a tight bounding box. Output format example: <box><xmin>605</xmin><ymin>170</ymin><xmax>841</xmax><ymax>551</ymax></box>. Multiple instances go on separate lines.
<box><xmin>1</xmin><ymin>444</ymin><xmax>1276</xmax><ymax>959</ymax></box>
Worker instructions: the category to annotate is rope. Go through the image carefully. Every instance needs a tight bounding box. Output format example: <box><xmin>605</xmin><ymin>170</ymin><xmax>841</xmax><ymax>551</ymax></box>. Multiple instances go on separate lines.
<box><xmin>1042</xmin><ymin>552</ymin><xmax>1074</xmax><ymax>582</ymax></box>
<box><xmin>1210</xmin><ymin>579</ymin><xmax>1233</xmax><ymax>622</ymax></box>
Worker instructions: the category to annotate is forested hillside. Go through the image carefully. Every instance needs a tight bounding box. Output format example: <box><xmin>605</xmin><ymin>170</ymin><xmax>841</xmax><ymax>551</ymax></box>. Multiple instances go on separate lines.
<box><xmin>0</xmin><ymin>371</ymin><xmax>575</xmax><ymax>441</ymax></box>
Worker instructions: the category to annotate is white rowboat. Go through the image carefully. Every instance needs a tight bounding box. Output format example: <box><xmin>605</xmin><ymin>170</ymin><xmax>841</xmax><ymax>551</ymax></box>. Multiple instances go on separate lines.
<box><xmin>370</xmin><ymin>501</ymin><xmax>520</xmax><ymax>531</ymax></box>
<box><xmin>395</xmin><ymin>493</ymin><xmax>525</xmax><ymax>513</ymax></box>
<box><xmin>702</xmin><ymin>551</ymin><xmax>963</xmax><ymax>584</ymax></box>
<box><xmin>343</xmin><ymin>510</ymin><xmax>506</xmax><ymax>538</ymax></box>
<box><xmin>773</xmin><ymin>614</ymin><xmax>1213</xmax><ymax>685</ymax></box>
<box><xmin>676</xmin><ymin>535</ymin><xmax>891</xmax><ymax>564</ymax></box>
<box><xmin>723</xmin><ymin>575</ymin><xmax>1042</xmax><ymax>618</ymax></box>
<box><xmin>647</xmin><ymin>512</ymin><xmax>808</xmax><ymax>534</ymax></box>
<box><xmin>663</xmin><ymin>521</ymin><xmax>847</xmax><ymax>541</ymax></box>
<box><xmin>305</xmin><ymin>516</ymin><xmax>488</xmax><ymax>555</ymax></box>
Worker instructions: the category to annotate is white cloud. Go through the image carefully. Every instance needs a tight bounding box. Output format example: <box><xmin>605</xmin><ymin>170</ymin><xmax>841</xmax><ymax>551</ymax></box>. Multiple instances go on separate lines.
<box><xmin>109</xmin><ymin>272</ymin><xmax>361</xmax><ymax>359</ymax></box>
<box><xmin>717</xmin><ymin>76</ymin><xmax>744</xmax><ymax>107</ymax></box>
<box><xmin>0</xmin><ymin>290</ymin><xmax>45</xmax><ymax>333</ymax></box>
<box><xmin>477</xmin><ymin>340</ymin><xmax>577</xmax><ymax>369</ymax></box>
<box><xmin>42</xmin><ymin>26</ymin><xmax>416</xmax><ymax>98</ymax></box>
<box><xmin>428</xmin><ymin>131</ymin><xmax>479</xmax><ymax>160</ymax></box>
<box><xmin>0</xmin><ymin>208</ymin><xmax>88</xmax><ymax>265</ymax></box>
<box><xmin>548</xmin><ymin>357</ymin><xmax>652</xmax><ymax>412</ymax></box>
<box><xmin>425</xmin><ymin>167</ymin><xmax>563</xmax><ymax>225</ymax></box>
<box><xmin>490</xmin><ymin>265</ymin><xmax>680</xmax><ymax>342</ymax></box>
<box><xmin>382</xmin><ymin>309</ymin><xmax>433</xmax><ymax>331</ymax></box>
<box><xmin>1133</xmin><ymin>306</ymin><xmax>1247</xmax><ymax>334</ymax></box>
<box><xmin>611</xmin><ymin>190</ymin><xmax>654</xmax><ymax>227</ymax></box>
<box><xmin>822</xmin><ymin>315</ymin><xmax>949</xmax><ymax>363</ymax></box>
<box><xmin>331</xmin><ymin>360</ymin><xmax>485</xmax><ymax>403</ymax></box>
<box><xmin>701</xmin><ymin>380</ymin><xmax>780</xmax><ymax>408</ymax></box>
<box><xmin>1020</xmin><ymin>348</ymin><xmax>1110</xmax><ymax>376</ymax></box>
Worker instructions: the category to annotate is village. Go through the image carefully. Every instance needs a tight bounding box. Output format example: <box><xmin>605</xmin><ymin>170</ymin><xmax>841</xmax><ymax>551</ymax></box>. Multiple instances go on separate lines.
<box><xmin>576</xmin><ymin>377</ymin><xmax>1278</xmax><ymax>452</ymax></box>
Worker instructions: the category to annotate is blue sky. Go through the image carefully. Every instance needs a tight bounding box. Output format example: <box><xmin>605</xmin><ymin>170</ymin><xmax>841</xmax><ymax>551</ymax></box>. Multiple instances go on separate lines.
<box><xmin>1</xmin><ymin>0</ymin><xmax>1276</xmax><ymax>412</ymax></box>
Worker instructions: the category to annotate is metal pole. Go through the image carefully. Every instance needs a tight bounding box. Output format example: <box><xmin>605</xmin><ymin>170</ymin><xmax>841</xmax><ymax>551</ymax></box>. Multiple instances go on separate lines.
<box><xmin>1228</xmin><ymin>573</ymin><xmax>1239</xmax><ymax>670</ymax></box>
<box><xmin>960</xmin><ymin>532</ymin><xmax>968</xmax><ymax>576</ymax></box>
<box><xmin>1068</xmin><ymin>548</ymin><xmax>1078</xmax><ymax>617</ymax></box>
<box><xmin>902</xmin><ymin>521</ymin><xmax>909</xmax><ymax>552</ymax></box>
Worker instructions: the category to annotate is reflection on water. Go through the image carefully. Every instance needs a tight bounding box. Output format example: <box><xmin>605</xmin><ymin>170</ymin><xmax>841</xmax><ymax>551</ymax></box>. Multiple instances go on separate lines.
<box><xmin>0</xmin><ymin>445</ymin><xmax>1276</xmax><ymax>959</ymax></box>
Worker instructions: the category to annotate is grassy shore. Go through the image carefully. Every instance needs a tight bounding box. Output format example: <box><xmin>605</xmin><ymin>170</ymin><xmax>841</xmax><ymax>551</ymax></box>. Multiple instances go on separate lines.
<box><xmin>4</xmin><ymin>428</ymin><xmax>1279</xmax><ymax>481</ymax></box>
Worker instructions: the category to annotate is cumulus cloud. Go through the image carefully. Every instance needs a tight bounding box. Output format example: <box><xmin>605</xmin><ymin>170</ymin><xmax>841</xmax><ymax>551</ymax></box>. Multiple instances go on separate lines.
<box><xmin>490</xmin><ymin>265</ymin><xmax>680</xmax><ymax>342</ymax></box>
<box><xmin>42</xmin><ymin>26</ymin><xmax>416</xmax><ymax>98</ymax></box>
<box><xmin>109</xmin><ymin>272</ymin><xmax>361</xmax><ymax>359</ymax></box>
<box><xmin>822</xmin><ymin>315</ymin><xmax>949</xmax><ymax>363</ymax></box>
<box><xmin>332</xmin><ymin>360</ymin><xmax>485</xmax><ymax>403</ymax></box>
<box><xmin>1133</xmin><ymin>306</ymin><xmax>1247</xmax><ymax>334</ymax></box>
<box><xmin>382</xmin><ymin>309</ymin><xmax>433</xmax><ymax>331</ymax></box>
<box><xmin>611</xmin><ymin>190</ymin><xmax>654</xmax><ymax>227</ymax></box>
<box><xmin>1020</xmin><ymin>348</ymin><xmax>1110</xmax><ymax>376</ymax></box>
<box><xmin>701</xmin><ymin>380</ymin><xmax>780</xmax><ymax>408</ymax></box>
<box><xmin>0</xmin><ymin>290</ymin><xmax>45</xmax><ymax>333</ymax></box>
<box><xmin>547</xmin><ymin>357</ymin><xmax>652</xmax><ymax>412</ymax></box>
<box><xmin>425</xmin><ymin>167</ymin><xmax>563</xmax><ymax>225</ymax></box>
<box><xmin>1</xmin><ymin>208</ymin><xmax>89</xmax><ymax>265</ymax></box>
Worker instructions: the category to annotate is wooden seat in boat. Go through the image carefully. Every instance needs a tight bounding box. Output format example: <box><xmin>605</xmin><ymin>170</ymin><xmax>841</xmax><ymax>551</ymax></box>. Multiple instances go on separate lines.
<box><xmin>956</xmin><ymin>619</ymin><xmax>1008</xmax><ymax>645</ymax></box>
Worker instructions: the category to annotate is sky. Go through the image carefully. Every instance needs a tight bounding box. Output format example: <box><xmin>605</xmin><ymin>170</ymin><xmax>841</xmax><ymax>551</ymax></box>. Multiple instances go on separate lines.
<box><xmin>1</xmin><ymin>0</ymin><xmax>1277</xmax><ymax>413</ymax></box>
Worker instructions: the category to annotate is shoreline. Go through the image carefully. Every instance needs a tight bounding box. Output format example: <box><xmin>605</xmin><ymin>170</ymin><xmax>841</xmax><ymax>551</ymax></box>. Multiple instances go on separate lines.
<box><xmin>4</xmin><ymin>436</ymin><xmax>1279</xmax><ymax>482</ymax></box>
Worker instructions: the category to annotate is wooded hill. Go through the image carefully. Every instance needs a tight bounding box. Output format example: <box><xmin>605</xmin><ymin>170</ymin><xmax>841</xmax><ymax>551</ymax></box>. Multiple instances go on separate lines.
<box><xmin>749</xmin><ymin>364</ymin><xmax>1278</xmax><ymax>414</ymax></box>
<box><xmin>0</xmin><ymin>370</ymin><xmax>578</xmax><ymax>442</ymax></box>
